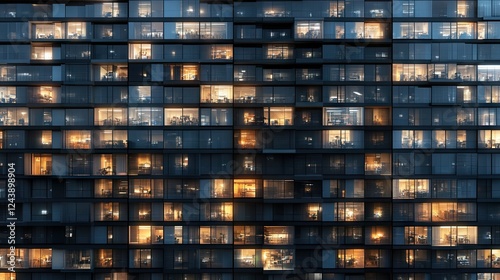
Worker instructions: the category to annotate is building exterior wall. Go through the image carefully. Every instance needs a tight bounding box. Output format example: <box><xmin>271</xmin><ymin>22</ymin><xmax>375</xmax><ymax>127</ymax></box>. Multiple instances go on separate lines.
<box><xmin>0</xmin><ymin>1</ymin><xmax>498</xmax><ymax>279</ymax></box>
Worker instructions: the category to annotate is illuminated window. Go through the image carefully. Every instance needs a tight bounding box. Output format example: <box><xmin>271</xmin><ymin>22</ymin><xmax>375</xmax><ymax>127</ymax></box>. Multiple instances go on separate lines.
<box><xmin>393</xmin><ymin>22</ymin><xmax>429</xmax><ymax>39</ymax></box>
<box><xmin>327</xmin><ymin>179</ymin><xmax>364</xmax><ymax>198</ymax></box>
<box><xmin>306</xmin><ymin>203</ymin><xmax>321</xmax><ymax>220</ymax></box>
<box><xmin>264</xmin><ymin>107</ymin><xmax>293</xmax><ymax>126</ymax></box>
<box><xmin>130</xmin><ymin>249</ymin><xmax>152</xmax><ymax>268</ymax></box>
<box><xmin>392</xmin><ymin>64</ymin><xmax>428</xmax><ymax>82</ymax></box>
<box><xmin>323</xmin><ymin>130</ymin><xmax>363</xmax><ymax>149</ymax></box>
<box><xmin>92</xmin><ymin>154</ymin><xmax>127</xmax><ymax>176</ymax></box>
<box><xmin>235</xmin><ymin>249</ymin><xmax>261</xmax><ymax>268</ymax></box>
<box><xmin>210</xmin><ymin>179</ymin><xmax>232</xmax><ymax>198</ymax></box>
<box><xmin>329</xmin><ymin>1</ymin><xmax>345</xmax><ymax>17</ymax></box>
<box><xmin>0</xmin><ymin>87</ymin><xmax>16</xmax><ymax>103</ymax></box>
<box><xmin>164</xmin><ymin>202</ymin><xmax>182</xmax><ymax>221</ymax></box>
<box><xmin>30</xmin><ymin>248</ymin><xmax>52</xmax><ymax>268</ymax></box>
<box><xmin>432</xmin><ymin>202</ymin><xmax>476</xmax><ymax>222</ymax></box>
<box><xmin>365</xmin><ymin>249</ymin><xmax>390</xmax><ymax>268</ymax></box>
<box><xmin>94</xmin><ymin>108</ymin><xmax>127</xmax><ymax>126</ymax></box>
<box><xmin>133</xmin><ymin>1</ymin><xmax>152</xmax><ymax>17</ymax></box>
<box><xmin>266</xmin><ymin>44</ymin><xmax>292</xmax><ymax>59</ymax></box>
<box><xmin>95</xmin><ymin>249</ymin><xmax>113</xmax><ymax>268</ymax></box>
<box><xmin>129</xmin><ymin>226</ymin><xmax>163</xmax><ymax>244</ymax></box>
<box><xmin>0</xmin><ymin>66</ymin><xmax>15</xmax><ymax>81</ymax></box>
<box><xmin>31</xmin><ymin>154</ymin><xmax>52</xmax><ymax>175</ymax></box>
<box><xmin>264</xmin><ymin>180</ymin><xmax>294</xmax><ymax>199</ymax></box>
<box><xmin>176</xmin><ymin>22</ymin><xmax>199</xmax><ymax>39</ymax></box>
<box><xmin>200</xmin><ymin>226</ymin><xmax>231</xmax><ymax>244</ymax></box>
<box><xmin>234</xmin><ymin>87</ymin><xmax>257</xmax><ymax>103</ymax></box>
<box><xmin>0</xmin><ymin>107</ymin><xmax>28</xmax><ymax>126</ymax></box>
<box><xmin>234</xmin><ymin>226</ymin><xmax>261</xmax><ymax>245</ymax></box>
<box><xmin>94</xmin><ymin>154</ymin><xmax>112</xmax><ymax>176</ymax></box>
<box><xmin>210</xmin><ymin>44</ymin><xmax>233</xmax><ymax>60</ymax></box>
<box><xmin>366</xmin><ymin>226</ymin><xmax>391</xmax><ymax>245</ymax></box>
<box><xmin>128</xmin><ymin>107</ymin><xmax>163</xmax><ymax>126</ymax></box>
<box><xmin>335</xmin><ymin>202</ymin><xmax>364</xmax><ymax>221</ymax></box>
<box><xmin>95</xmin><ymin>64</ymin><xmax>128</xmax><ymax>81</ymax></box>
<box><xmin>165</xmin><ymin>64</ymin><xmax>199</xmax><ymax>80</ymax></box>
<box><xmin>96</xmin><ymin>202</ymin><xmax>121</xmax><ymax>221</ymax></box>
<box><xmin>479</xmin><ymin>130</ymin><xmax>500</xmax><ymax>149</ymax></box>
<box><xmin>64</xmin><ymin>250</ymin><xmax>91</xmax><ymax>269</ymax></box>
<box><xmin>40</xmin><ymin>130</ymin><xmax>52</xmax><ymax>147</ymax></box>
<box><xmin>236</xmin><ymin>130</ymin><xmax>259</xmax><ymax>149</ymax></box>
<box><xmin>33</xmin><ymin>86</ymin><xmax>58</xmax><ymax>104</ymax></box>
<box><xmin>95</xmin><ymin>179</ymin><xmax>113</xmax><ymax>197</ymax></box>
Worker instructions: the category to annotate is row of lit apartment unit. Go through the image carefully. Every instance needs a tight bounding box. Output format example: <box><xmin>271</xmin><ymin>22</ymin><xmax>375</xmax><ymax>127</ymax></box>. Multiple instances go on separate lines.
<box><xmin>10</xmin><ymin>152</ymin><xmax>500</xmax><ymax>176</ymax></box>
<box><xmin>2</xmin><ymin>0</ymin><xmax>499</xmax><ymax>20</ymax></box>
<box><xmin>2</xmin><ymin>208</ymin><xmax>498</xmax><ymax>242</ymax></box>
<box><xmin>0</xmin><ymin>273</ymin><xmax>499</xmax><ymax>280</ymax></box>
<box><xmin>3</xmin><ymin>177</ymin><xmax>493</xmax><ymax>199</ymax></box>
<box><xmin>3</xmin><ymin>106</ymin><xmax>500</xmax><ymax>128</ymax></box>
<box><xmin>0</xmin><ymin>0</ymin><xmax>494</xmax><ymax>20</ymax></box>
<box><xmin>1</xmin><ymin>224</ymin><xmax>494</xmax><ymax>247</ymax></box>
<box><xmin>0</xmin><ymin>152</ymin><xmax>499</xmax><ymax>175</ymax></box>
<box><xmin>2</xmin><ymin>201</ymin><xmax>489</xmax><ymax>223</ymax></box>
<box><xmin>6</xmin><ymin>128</ymin><xmax>500</xmax><ymax>150</ymax></box>
<box><xmin>4</xmin><ymin>64</ymin><xmax>500</xmax><ymax>85</ymax></box>
<box><xmin>7</xmin><ymin>21</ymin><xmax>500</xmax><ymax>42</ymax></box>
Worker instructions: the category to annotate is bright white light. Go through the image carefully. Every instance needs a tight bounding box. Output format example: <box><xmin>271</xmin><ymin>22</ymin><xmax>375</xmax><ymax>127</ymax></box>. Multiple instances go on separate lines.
<box><xmin>478</xmin><ymin>65</ymin><xmax>500</xmax><ymax>70</ymax></box>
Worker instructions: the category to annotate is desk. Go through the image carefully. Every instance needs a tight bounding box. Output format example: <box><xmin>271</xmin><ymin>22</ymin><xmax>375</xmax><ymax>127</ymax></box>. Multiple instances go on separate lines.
<box><xmin>69</xmin><ymin>142</ymin><xmax>89</xmax><ymax>149</ymax></box>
